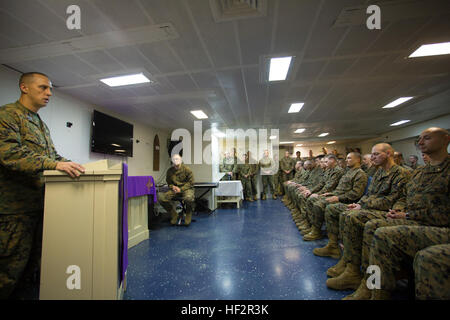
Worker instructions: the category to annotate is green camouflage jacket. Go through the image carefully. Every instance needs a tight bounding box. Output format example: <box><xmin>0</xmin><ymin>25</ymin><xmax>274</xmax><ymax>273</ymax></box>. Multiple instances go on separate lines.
<box><xmin>317</xmin><ymin>166</ymin><xmax>345</xmax><ymax>194</ymax></box>
<box><xmin>394</xmin><ymin>156</ymin><xmax>449</xmax><ymax>227</ymax></box>
<box><xmin>166</xmin><ymin>164</ymin><xmax>194</xmax><ymax>192</ymax></box>
<box><xmin>219</xmin><ymin>156</ymin><xmax>236</xmax><ymax>173</ymax></box>
<box><xmin>236</xmin><ymin>163</ymin><xmax>253</xmax><ymax>178</ymax></box>
<box><xmin>280</xmin><ymin>156</ymin><xmax>295</xmax><ymax>172</ymax></box>
<box><xmin>333</xmin><ymin>167</ymin><xmax>368</xmax><ymax>203</ymax></box>
<box><xmin>304</xmin><ymin>166</ymin><xmax>323</xmax><ymax>189</ymax></box>
<box><xmin>358</xmin><ymin>164</ymin><xmax>410</xmax><ymax>211</ymax></box>
<box><xmin>0</xmin><ymin>101</ymin><xmax>68</xmax><ymax>214</ymax></box>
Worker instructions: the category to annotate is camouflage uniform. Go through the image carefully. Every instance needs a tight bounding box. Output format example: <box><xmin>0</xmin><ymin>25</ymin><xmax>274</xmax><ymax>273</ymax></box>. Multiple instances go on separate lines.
<box><xmin>158</xmin><ymin>164</ymin><xmax>195</xmax><ymax>225</ymax></box>
<box><xmin>235</xmin><ymin>162</ymin><xmax>254</xmax><ymax>200</ymax></box>
<box><xmin>414</xmin><ymin>244</ymin><xmax>450</xmax><ymax>300</ymax></box>
<box><xmin>362</xmin><ymin>156</ymin><xmax>450</xmax><ymax>295</ymax></box>
<box><xmin>249</xmin><ymin>157</ymin><xmax>259</xmax><ymax>200</ymax></box>
<box><xmin>305</xmin><ymin>166</ymin><xmax>345</xmax><ymax>227</ymax></box>
<box><xmin>371</xmin><ymin>226</ymin><xmax>449</xmax><ymax>296</ymax></box>
<box><xmin>279</xmin><ymin>156</ymin><xmax>295</xmax><ymax>195</ymax></box>
<box><xmin>339</xmin><ymin>165</ymin><xmax>411</xmax><ymax>267</ymax></box>
<box><xmin>364</xmin><ymin>166</ymin><xmax>377</xmax><ymax>178</ymax></box>
<box><xmin>321</xmin><ymin>167</ymin><xmax>368</xmax><ymax>237</ymax></box>
<box><xmin>259</xmin><ymin>155</ymin><xmax>275</xmax><ymax>198</ymax></box>
<box><xmin>286</xmin><ymin>168</ymin><xmax>310</xmax><ymax>210</ymax></box>
<box><xmin>0</xmin><ymin>101</ymin><xmax>69</xmax><ymax>299</ymax></box>
<box><xmin>293</xmin><ymin>166</ymin><xmax>323</xmax><ymax>221</ymax></box>
<box><xmin>219</xmin><ymin>156</ymin><xmax>236</xmax><ymax>181</ymax></box>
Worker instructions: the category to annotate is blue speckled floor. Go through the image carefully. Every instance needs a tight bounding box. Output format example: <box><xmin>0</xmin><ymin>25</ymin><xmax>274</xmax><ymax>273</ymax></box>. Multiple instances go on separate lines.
<box><xmin>123</xmin><ymin>198</ymin><xmax>353</xmax><ymax>300</ymax></box>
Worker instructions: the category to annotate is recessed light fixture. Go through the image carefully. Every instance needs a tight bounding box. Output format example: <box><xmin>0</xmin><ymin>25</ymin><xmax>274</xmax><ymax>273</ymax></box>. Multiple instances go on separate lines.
<box><xmin>100</xmin><ymin>73</ymin><xmax>151</xmax><ymax>87</ymax></box>
<box><xmin>288</xmin><ymin>103</ymin><xmax>304</xmax><ymax>113</ymax></box>
<box><xmin>190</xmin><ymin>110</ymin><xmax>208</xmax><ymax>119</ymax></box>
<box><xmin>409</xmin><ymin>42</ymin><xmax>450</xmax><ymax>58</ymax></box>
<box><xmin>390</xmin><ymin>120</ymin><xmax>410</xmax><ymax>126</ymax></box>
<box><xmin>382</xmin><ymin>97</ymin><xmax>414</xmax><ymax>109</ymax></box>
<box><xmin>327</xmin><ymin>141</ymin><xmax>336</xmax><ymax>145</ymax></box>
<box><xmin>269</xmin><ymin>56</ymin><xmax>293</xmax><ymax>81</ymax></box>
<box><xmin>269</xmin><ymin>135</ymin><xmax>277</xmax><ymax>140</ymax></box>
<box><xmin>318</xmin><ymin>133</ymin><xmax>329</xmax><ymax>137</ymax></box>
<box><xmin>296</xmin><ymin>144</ymin><xmax>303</xmax><ymax>147</ymax></box>
<box><xmin>294</xmin><ymin>128</ymin><xmax>306</xmax><ymax>133</ymax></box>
<box><xmin>279</xmin><ymin>141</ymin><xmax>294</xmax><ymax>144</ymax></box>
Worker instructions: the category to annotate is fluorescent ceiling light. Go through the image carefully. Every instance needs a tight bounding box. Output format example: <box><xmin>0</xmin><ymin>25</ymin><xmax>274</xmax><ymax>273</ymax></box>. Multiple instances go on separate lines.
<box><xmin>294</xmin><ymin>128</ymin><xmax>306</xmax><ymax>133</ymax></box>
<box><xmin>190</xmin><ymin>110</ymin><xmax>208</xmax><ymax>119</ymax></box>
<box><xmin>111</xmin><ymin>143</ymin><xmax>121</xmax><ymax>147</ymax></box>
<box><xmin>269</xmin><ymin>135</ymin><xmax>277</xmax><ymax>140</ymax></box>
<box><xmin>279</xmin><ymin>141</ymin><xmax>294</xmax><ymax>144</ymax></box>
<box><xmin>390</xmin><ymin>120</ymin><xmax>410</xmax><ymax>126</ymax></box>
<box><xmin>115</xmin><ymin>149</ymin><xmax>126</xmax><ymax>152</ymax></box>
<box><xmin>288</xmin><ymin>103</ymin><xmax>304</xmax><ymax>113</ymax></box>
<box><xmin>327</xmin><ymin>141</ymin><xmax>336</xmax><ymax>145</ymax></box>
<box><xmin>296</xmin><ymin>144</ymin><xmax>303</xmax><ymax>147</ymax></box>
<box><xmin>269</xmin><ymin>56</ymin><xmax>292</xmax><ymax>81</ymax></box>
<box><xmin>100</xmin><ymin>73</ymin><xmax>150</xmax><ymax>87</ymax></box>
<box><xmin>318</xmin><ymin>133</ymin><xmax>329</xmax><ymax>137</ymax></box>
<box><xmin>382</xmin><ymin>97</ymin><xmax>414</xmax><ymax>109</ymax></box>
<box><xmin>409</xmin><ymin>42</ymin><xmax>450</xmax><ymax>58</ymax></box>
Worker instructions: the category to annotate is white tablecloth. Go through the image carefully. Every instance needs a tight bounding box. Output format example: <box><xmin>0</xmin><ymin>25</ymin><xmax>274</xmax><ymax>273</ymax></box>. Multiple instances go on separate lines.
<box><xmin>215</xmin><ymin>181</ymin><xmax>244</xmax><ymax>199</ymax></box>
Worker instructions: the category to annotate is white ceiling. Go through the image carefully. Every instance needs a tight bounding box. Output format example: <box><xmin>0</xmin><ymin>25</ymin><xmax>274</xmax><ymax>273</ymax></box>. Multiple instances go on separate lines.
<box><xmin>1</xmin><ymin>0</ymin><xmax>450</xmax><ymax>144</ymax></box>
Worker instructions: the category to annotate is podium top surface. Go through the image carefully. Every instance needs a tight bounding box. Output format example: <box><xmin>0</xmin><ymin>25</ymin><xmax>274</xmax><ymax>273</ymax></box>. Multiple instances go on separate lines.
<box><xmin>43</xmin><ymin>159</ymin><xmax>122</xmax><ymax>177</ymax></box>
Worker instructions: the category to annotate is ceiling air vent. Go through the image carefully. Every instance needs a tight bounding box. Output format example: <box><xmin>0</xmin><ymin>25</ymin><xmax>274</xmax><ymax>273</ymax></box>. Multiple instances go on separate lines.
<box><xmin>210</xmin><ymin>0</ymin><xmax>268</xmax><ymax>22</ymax></box>
<box><xmin>332</xmin><ymin>0</ymin><xmax>447</xmax><ymax>28</ymax></box>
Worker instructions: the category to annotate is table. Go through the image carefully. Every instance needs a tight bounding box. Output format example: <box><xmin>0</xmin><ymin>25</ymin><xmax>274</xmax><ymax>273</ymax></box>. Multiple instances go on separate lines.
<box><xmin>194</xmin><ymin>182</ymin><xmax>219</xmax><ymax>214</ymax></box>
<box><xmin>215</xmin><ymin>180</ymin><xmax>243</xmax><ymax>208</ymax></box>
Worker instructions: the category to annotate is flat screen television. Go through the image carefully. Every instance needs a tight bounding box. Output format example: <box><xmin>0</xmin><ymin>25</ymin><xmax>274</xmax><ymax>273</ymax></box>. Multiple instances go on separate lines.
<box><xmin>91</xmin><ymin>110</ymin><xmax>133</xmax><ymax>157</ymax></box>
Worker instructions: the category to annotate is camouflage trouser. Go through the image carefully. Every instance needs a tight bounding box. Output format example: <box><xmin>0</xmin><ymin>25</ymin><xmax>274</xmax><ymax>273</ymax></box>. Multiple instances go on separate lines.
<box><xmin>250</xmin><ymin>175</ymin><xmax>258</xmax><ymax>198</ymax></box>
<box><xmin>0</xmin><ymin>212</ymin><xmax>42</xmax><ymax>299</ymax></box>
<box><xmin>324</xmin><ymin>203</ymin><xmax>352</xmax><ymax>241</ymax></box>
<box><xmin>261</xmin><ymin>175</ymin><xmax>274</xmax><ymax>196</ymax></box>
<box><xmin>341</xmin><ymin>209</ymin><xmax>388</xmax><ymax>266</ymax></box>
<box><xmin>306</xmin><ymin>196</ymin><xmax>330</xmax><ymax>228</ymax></box>
<box><xmin>279</xmin><ymin>172</ymin><xmax>293</xmax><ymax>195</ymax></box>
<box><xmin>361</xmin><ymin>218</ymin><xmax>419</xmax><ymax>275</ymax></box>
<box><xmin>414</xmin><ymin>244</ymin><xmax>450</xmax><ymax>300</ymax></box>
<box><xmin>158</xmin><ymin>189</ymin><xmax>195</xmax><ymax>217</ymax></box>
<box><xmin>240</xmin><ymin>178</ymin><xmax>253</xmax><ymax>199</ymax></box>
<box><xmin>370</xmin><ymin>225</ymin><xmax>450</xmax><ymax>292</ymax></box>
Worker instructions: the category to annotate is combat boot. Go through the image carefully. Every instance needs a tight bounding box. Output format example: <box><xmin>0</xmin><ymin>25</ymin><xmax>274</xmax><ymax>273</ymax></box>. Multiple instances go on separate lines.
<box><xmin>326</xmin><ymin>257</ymin><xmax>346</xmax><ymax>277</ymax></box>
<box><xmin>313</xmin><ymin>235</ymin><xmax>341</xmax><ymax>259</ymax></box>
<box><xmin>184</xmin><ymin>212</ymin><xmax>192</xmax><ymax>226</ymax></box>
<box><xmin>326</xmin><ymin>263</ymin><xmax>362</xmax><ymax>290</ymax></box>
<box><xmin>300</xmin><ymin>225</ymin><xmax>311</xmax><ymax>235</ymax></box>
<box><xmin>170</xmin><ymin>209</ymin><xmax>178</xmax><ymax>225</ymax></box>
<box><xmin>303</xmin><ymin>225</ymin><xmax>323</xmax><ymax>241</ymax></box>
<box><xmin>261</xmin><ymin>194</ymin><xmax>266</xmax><ymax>200</ymax></box>
<box><xmin>343</xmin><ymin>279</ymin><xmax>371</xmax><ymax>300</ymax></box>
<box><xmin>272</xmin><ymin>194</ymin><xmax>277</xmax><ymax>200</ymax></box>
<box><xmin>282</xmin><ymin>195</ymin><xmax>288</xmax><ymax>202</ymax></box>
<box><xmin>253</xmin><ymin>195</ymin><xmax>258</xmax><ymax>201</ymax></box>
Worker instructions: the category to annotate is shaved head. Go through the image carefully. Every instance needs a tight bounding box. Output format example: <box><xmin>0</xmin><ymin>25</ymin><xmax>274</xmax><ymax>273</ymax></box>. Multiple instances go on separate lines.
<box><xmin>375</xmin><ymin>143</ymin><xmax>394</xmax><ymax>154</ymax></box>
<box><xmin>417</xmin><ymin>127</ymin><xmax>450</xmax><ymax>163</ymax></box>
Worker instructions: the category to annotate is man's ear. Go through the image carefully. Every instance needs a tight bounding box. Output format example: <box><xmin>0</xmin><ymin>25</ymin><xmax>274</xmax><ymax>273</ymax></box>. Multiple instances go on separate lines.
<box><xmin>19</xmin><ymin>83</ymin><xmax>28</xmax><ymax>94</ymax></box>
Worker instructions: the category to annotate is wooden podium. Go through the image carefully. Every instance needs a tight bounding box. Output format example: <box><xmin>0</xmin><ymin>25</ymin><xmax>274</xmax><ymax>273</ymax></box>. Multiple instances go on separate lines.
<box><xmin>39</xmin><ymin>160</ymin><xmax>124</xmax><ymax>300</ymax></box>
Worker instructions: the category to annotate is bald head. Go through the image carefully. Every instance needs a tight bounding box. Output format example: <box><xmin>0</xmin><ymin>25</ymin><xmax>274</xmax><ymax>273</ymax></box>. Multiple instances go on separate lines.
<box><xmin>371</xmin><ymin>143</ymin><xmax>394</xmax><ymax>167</ymax></box>
<box><xmin>417</xmin><ymin>127</ymin><xmax>450</xmax><ymax>163</ymax></box>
